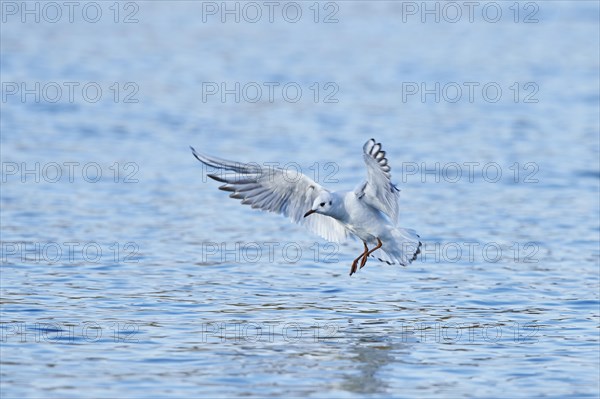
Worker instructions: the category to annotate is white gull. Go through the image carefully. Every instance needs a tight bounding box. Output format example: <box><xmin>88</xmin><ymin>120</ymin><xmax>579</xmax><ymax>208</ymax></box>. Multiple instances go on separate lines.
<box><xmin>190</xmin><ymin>138</ymin><xmax>421</xmax><ymax>276</ymax></box>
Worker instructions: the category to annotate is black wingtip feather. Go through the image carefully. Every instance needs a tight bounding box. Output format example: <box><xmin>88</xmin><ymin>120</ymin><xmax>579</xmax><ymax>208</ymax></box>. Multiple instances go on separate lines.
<box><xmin>207</xmin><ymin>173</ymin><xmax>227</xmax><ymax>183</ymax></box>
<box><xmin>190</xmin><ymin>146</ymin><xmax>201</xmax><ymax>162</ymax></box>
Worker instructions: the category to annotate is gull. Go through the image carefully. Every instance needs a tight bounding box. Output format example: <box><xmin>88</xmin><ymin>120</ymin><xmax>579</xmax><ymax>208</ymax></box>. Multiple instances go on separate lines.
<box><xmin>190</xmin><ymin>139</ymin><xmax>421</xmax><ymax>276</ymax></box>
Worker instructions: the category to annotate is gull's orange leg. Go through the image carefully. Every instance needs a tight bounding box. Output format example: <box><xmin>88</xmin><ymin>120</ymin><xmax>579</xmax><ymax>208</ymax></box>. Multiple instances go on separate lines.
<box><xmin>360</xmin><ymin>238</ymin><xmax>383</xmax><ymax>269</ymax></box>
<box><xmin>350</xmin><ymin>241</ymin><xmax>369</xmax><ymax>276</ymax></box>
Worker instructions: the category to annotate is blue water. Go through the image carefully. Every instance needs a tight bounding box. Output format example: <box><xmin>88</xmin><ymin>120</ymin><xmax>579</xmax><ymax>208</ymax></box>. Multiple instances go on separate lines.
<box><xmin>1</xmin><ymin>1</ymin><xmax>599</xmax><ymax>398</ymax></box>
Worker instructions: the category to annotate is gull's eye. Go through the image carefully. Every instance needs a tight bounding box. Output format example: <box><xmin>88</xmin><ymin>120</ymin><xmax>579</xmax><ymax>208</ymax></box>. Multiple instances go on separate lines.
<box><xmin>329</xmin><ymin>201</ymin><xmax>332</xmax><ymax>205</ymax></box>
<box><xmin>320</xmin><ymin>202</ymin><xmax>325</xmax><ymax>207</ymax></box>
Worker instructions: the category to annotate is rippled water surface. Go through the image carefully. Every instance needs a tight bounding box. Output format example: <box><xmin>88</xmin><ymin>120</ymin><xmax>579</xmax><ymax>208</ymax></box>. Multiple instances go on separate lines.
<box><xmin>1</xmin><ymin>2</ymin><xmax>599</xmax><ymax>398</ymax></box>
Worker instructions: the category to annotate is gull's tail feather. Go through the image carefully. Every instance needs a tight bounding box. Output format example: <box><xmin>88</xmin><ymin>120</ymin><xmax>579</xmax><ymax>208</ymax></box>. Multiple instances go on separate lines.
<box><xmin>373</xmin><ymin>228</ymin><xmax>421</xmax><ymax>266</ymax></box>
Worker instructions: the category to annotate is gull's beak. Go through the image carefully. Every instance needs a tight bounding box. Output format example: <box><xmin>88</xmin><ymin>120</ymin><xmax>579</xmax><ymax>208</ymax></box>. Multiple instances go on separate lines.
<box><xmin>304</xmin><ymin>209</ymin><xmax>316</xmax><ymax>218</ymax></box>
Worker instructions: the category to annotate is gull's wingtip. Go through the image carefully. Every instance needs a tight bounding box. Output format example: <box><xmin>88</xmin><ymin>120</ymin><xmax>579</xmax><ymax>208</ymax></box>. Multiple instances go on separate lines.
<box><xmin>190</xmin><ymin>146</ymin><xmax>203</xmax><ymax>163</ymax></box>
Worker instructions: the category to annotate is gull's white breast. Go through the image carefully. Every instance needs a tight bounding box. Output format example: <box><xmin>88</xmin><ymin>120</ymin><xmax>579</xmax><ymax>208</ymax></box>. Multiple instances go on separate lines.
<box><xmin>340</xmin><ymin>192</ymin><xmax>392</xmax><ymax>243</ymax></box>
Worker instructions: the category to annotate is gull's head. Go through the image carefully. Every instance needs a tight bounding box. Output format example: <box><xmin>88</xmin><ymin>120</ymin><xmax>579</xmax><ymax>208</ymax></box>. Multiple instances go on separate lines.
<box><xmin>304</xmin><ymin>192</ymin><xmax>334</xmax><ymax>218</ymax></box>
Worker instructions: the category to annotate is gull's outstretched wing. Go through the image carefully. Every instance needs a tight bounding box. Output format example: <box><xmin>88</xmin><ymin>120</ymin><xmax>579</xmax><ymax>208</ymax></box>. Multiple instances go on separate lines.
<box><xmin>190</xmin><ymin>147</ymin><xmax>349</xmax><ymax>243</ymax></box>
<box><xmin>356</xmin><ymin>138</ymin><xmax>400</xmax><ymax>223</ymax></box>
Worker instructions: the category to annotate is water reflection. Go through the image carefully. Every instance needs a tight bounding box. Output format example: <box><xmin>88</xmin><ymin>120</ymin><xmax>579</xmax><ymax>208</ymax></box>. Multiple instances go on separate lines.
<box><xmin>338</xmin><ymin>333</ymin><xmax>398</xmax><ymax>395</ymax></box>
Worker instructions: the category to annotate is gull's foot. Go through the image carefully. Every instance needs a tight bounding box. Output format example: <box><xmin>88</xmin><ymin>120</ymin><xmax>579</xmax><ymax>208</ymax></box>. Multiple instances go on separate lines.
<box><xmin>360</xmin><ymin>252</ymin><xmax>369</xmax><ymax>268</ymax></box>
<box><xmin>350</xmin><ymin>242</ymin><xmax>370</xmax><ymax>276</ymax></box>
<box><xmin>360</xmin><ymin>237</ymin><xmax>383</xmax><ymax>269</ymax></box>
<box><xmin>349</xmin><ymin>258</ymin><xmax>359</xmax><ymax>276</ymax></box>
